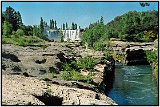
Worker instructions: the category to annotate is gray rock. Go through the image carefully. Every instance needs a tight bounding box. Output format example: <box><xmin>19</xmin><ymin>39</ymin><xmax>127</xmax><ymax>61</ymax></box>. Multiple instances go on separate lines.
<box><xmin>2</xmin><ymin>75</ymin><xmax>117</xmax><ymax>105</ymax></box>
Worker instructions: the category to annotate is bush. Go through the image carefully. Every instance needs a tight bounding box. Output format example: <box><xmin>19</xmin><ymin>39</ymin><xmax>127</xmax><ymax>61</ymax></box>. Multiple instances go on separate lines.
<box><xmin>145</xmin><ymin>50</ymin><xmax>157</xmax><ymax>63</ymax></box>
<box><xmin>2</xmin><ymin>35</ymin><xmax>45</xmax><ymax>47</ymax></box>
<box><xmin>77</xmin><ymin>57</ymin><xmax>96</xmax><ymax>70</ymax></box>
<box><xmin>60</xmin><ymin>57</ymin><xmax>95</xmax><ymax>84</ymax></box>
<box><xmin>93</xmin><ymin>41</ymin><xmax>106</xmax><ymax>51</ymax></box>
<box><xmin>61</xmin><ymin>70</ymin><xmax>93</xmax><ymax>84</ymax></box>
<box><xmin>16</xmin><ymin>29</ymin><xmax>24</xmax><ymax>37</ymax></box>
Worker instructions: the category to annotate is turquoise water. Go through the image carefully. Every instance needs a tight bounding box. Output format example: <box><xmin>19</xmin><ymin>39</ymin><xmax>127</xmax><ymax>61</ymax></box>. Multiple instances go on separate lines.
<box><xmin>108</xmin><ymin>64</ymin><xmax>158</xmax><ymax>105</ymax></box>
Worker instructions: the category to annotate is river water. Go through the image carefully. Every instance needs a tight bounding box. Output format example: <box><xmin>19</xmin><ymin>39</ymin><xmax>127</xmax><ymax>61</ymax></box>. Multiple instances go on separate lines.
<box><xmin>108</xmin><ymin>63</ymin><xmax>158</xmax><ymax>105</ymax></box>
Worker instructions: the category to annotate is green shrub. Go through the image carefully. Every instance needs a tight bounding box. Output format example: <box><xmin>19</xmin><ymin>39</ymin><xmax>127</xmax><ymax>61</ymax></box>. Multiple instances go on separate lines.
<box><xmin>61</xmin><ymin>69</ymin><xmax>93</xmax><ymax>84</ymax></box>
<box><xmin>62</xmin><ymin>63</ymin><xmax>73</xmax><ymax>71</ymax></box>
<box><xmin>2</xmin><ymin>35</ymin><xmax>45</xmax><ymax>47</ymax></box>
<box><xmin>61</xmin><ymin>70</ymin><xmax>74</xmax><ymax>81</ymax></box>
<box><xmin>145</xmin><ymin>50</ymin><xmax>157</xmax><ymax>63</ymax></box>
<box><xmin>16</xmin><ymin>29</ymin><xmax>24</xmax><ymax>37</ymax></box>
<box><xmin>77</xmin><ymin>57</ymin><xmax>96</xmax><ymax>70</ymax></box>
<box><xmin>93</xmin><ymin>41</ymin><xmax>106</xmax><ymax>51</ymax></box>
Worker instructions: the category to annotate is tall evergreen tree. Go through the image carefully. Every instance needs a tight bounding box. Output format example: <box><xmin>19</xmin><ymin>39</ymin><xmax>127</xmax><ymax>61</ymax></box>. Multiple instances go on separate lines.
<box><xmin>66</xmin><ymin>22</ymin><xmax>68</xmax><ymax>30</ymax></box>
<box><xmin>4</xmin><ymin>6</ymin><xmax>15</xmax><ymax>25</ymax></box>
<box><xmin>16</xmin><ymin>11</ymin><xmax>23</xmax><ymax>28</ymax></box>
<box><xmin>100</xmin><ymin>16</ymin><xmax>104</xmax><ymax>25</ymax></box>
<box><xmin>72</xmin><ymin>22</ymin><xmax>74</xmax><ymax>30</ymax></box>
<box><xmin>40</xmin><ymin>17</ymin><xmax>44</xmax><ymax>34</ymax></box>
<box><xmin>74</xmin><ymin>24</ymin><xmax>77</xmax><ymax>30</ymax></box>
<box><xmin>55</xmin><ymin>20</ymin><xmax>57</xmax><ymax>29</ymax></box>
<box><xmin>50</xmin><ymin>20</ymin><xmax>52</xmax><ymax>29</ymax></box>
<box><xmin>52</xmin><ymin>19</ymin><xmax>55</xmax><ymax>29</ymax></box>
<box><xmin>63</xmin><ymin>23</ymin><xmax>65</xmax><ymax>30</ymax></box>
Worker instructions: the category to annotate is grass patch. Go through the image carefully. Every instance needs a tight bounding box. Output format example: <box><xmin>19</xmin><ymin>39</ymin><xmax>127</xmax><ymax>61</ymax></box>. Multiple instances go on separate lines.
<box><xmin>60</xmin><ymin>57</ymin><xmax>96</xmax><ymax>84</ymax></box>
<box><xmin>2</xmin><ymin>35</ymin><xmax>45</xmax><ymax>47</ymax></box>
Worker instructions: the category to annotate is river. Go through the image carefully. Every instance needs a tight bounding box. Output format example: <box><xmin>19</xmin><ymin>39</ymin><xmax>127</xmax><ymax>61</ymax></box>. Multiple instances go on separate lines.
<box><xmin>108</xmin><ymin>63</ymin><xmax>158</xmax><ymax>105</ymax></box>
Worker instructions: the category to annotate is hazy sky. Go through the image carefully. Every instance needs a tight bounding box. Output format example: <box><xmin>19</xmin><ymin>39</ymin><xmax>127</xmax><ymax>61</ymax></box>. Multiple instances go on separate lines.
<box><xmin>2</xmin><ymin>2</ymin><xmax>158</xmax><ymax>28</ymax></box>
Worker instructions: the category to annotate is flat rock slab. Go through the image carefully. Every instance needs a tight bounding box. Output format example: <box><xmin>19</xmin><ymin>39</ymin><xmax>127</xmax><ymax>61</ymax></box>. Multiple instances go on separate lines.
<box><xmin>2</xmin><ymin>74</ymin><xmax>117</xmax><ymax>105</ymax></box>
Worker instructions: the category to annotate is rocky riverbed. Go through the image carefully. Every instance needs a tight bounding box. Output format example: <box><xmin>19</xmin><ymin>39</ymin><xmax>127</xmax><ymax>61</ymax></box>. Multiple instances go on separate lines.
<box><xmin>2</xmin><ymin>42</ymin><xmax>117</xmax><ymax>105</ymax></box>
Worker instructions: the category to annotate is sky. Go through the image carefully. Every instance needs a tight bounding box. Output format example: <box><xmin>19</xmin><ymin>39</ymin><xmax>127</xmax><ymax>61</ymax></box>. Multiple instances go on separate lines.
<box><xmin>2</xmin><ymin>2</ymin><xmax>158</xmax><ymax>29</ymax></box>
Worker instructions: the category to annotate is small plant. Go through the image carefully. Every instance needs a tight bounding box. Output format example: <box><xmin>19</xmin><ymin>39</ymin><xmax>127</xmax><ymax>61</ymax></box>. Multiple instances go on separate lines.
<box><xmin>61</xmin><ymin>70</ymin><xmax>93</xmax><ymax>84</ymax></box>
<box><xmin>77</xmin><ymin>57</ymin><xmax>96</xmax><ymax>70</ymax></box>
<box><xmin>145</xmin><ymin>50</ymin><xmax>157</xmax><ymax>63</ymax></box>
<box><xmin>52</xmin><ymin>72</ymin><xmax>57</xmax><ymax>78</ymax></box>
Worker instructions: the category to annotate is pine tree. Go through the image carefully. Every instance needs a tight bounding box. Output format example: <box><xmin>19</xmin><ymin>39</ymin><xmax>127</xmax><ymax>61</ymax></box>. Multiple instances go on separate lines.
<box><xmin>4</xmin><ymin>6</ymin><xmax>15</xmax><ymax>25</ymax></box>
<box><xmin>63</xmin><ymin>23</ymin><xmax>65</xmax><ymax>30</ymax></box>
<box><xmin>66</xmin><ymin>22</ymin><xmax>68</xmax><ymax>30</ymax></box>
<box><xmin>40</xmin><ymin>17</ymin><xmax>44</xmax><ymax>34</ymax></box>
<box><xmin>53</xmin><ymin>20</ymin><xmax>55</xmax><ymax>29</ymax></box>
<box><xmin>100</xmin><ymin>16</ymin><xmax>104</xmax><ymax>25</ymax></box>
<box><xmin>16</xmin><ymin>11</ymin><xmax>23</xmax><ymax>28</ymax></box>
<box><xmin>50</xmin><ymin>20</ymin><xmax>52</xmax><ymax>29</ymax></box>
<box><xmin>74</xmin><ymin>24</ymin><xmax>77</xmax><ymax>30</ymax></box>
<box><xmin>55</xmin><ymin>20</ymin><xmax>57</xmax><ymax>29</ymax></box>
<box><xmin>72</xmin><ymin>22</ymin><xmax>74</xmax><ymax>30</ymax></box>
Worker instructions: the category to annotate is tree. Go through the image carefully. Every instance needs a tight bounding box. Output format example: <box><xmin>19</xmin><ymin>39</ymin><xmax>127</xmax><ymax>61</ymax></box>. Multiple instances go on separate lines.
<box><xmin>33</xmin><ymin>25</ymin><xmax>41</xmax><ymax>37</ymax></box>
<box><xmin>74</xmin><ymin>24</ymin><xmax>77</xmax><ymax>30</ymax></box>
<box><xmin>140</xmin><ymin>2</ymin><xmax>150</xmax><ymax>7</ymax></box>
<box><xmin>21</xmin><ymin>25</ymin><xmax>33</xmax><ymax>36</ymax></box>
<box><xmin>66</xmin><ymin>22</ymin><xmax>68</xmax><ymax>30</ymax></box>
<box><xmin>81</xmin><ymin>20</ymin><xmax>105</xmax><ymax>47</ymax></box>
<box><xmin>100</xmin><ymin>16</ymin><xmax>104</xmax><ymax>25</ymax></box>
<box><xmin>50</xmin><ymin>20</ymin><xmax>52</xmax><ymax>29</ymax></box>
<box><xmin>4</xmin><ymin>6</ymin><xmax>15</xmax><ymax>25</ymax></box>
<box><xmin>55</xmin><ymin>20</ymin><xmax>57</xmax><ymax>29</ymax></box>
<box><xmin>2</xmin><ymin>21</ymin><xmax>12</xmax><ymax>37</ymax></box>
<box><xmin>63</xmin><ymin>23</ymin><xmax>65</xmax><ymax>30</ymax></box>
<box><xmin>4</xmin><ymin>6</ymin><xmax>23</xmax><ymax>31</ymax></box>
<box><xmin>40</xmin><ymin>17</ymin><xmax>44</xmax><ymax>34</ymax></box>
<box><xmin>72</xmin><ymin>22</ymin><xmax>74</xmax><ymax>30</ymax></box>
<box><xmin>16</xmin><ymin>11</ymin><xmax>23</xmax><ymax>28</ymax></box>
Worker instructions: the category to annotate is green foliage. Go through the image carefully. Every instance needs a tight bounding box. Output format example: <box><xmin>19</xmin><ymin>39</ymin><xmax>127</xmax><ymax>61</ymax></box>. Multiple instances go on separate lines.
<box><xmin>40</xmin><ymin>17</ymin><xmax>44</xmax><ymax>33</ymax></box>
<box><xmin>93</xmin><ymin>39</ymin><xmax>110</xmax><ymax>51</ymax></box>
<box><xmin>2</xmin><ymin>35</ymin><xmax>45</xmax><ymax>47</ymax></box>
<box><xmin>58</xmin><ymin>30</ymin><xmax>64</xmax><ymax>42</ymax></box>
<box><xmin>145</xmin><ymin>50</ymin><xmax>157</xmax><ymax>63</ymax></box>
<box><xmin>145</xmin><ymin>50</ymin><xmax>158</xmax><ymax>81</ymax></box>
<box><xmin>16</xmin><ymin>29</ymin><xmax>24</xmax><ymax>37</ymax></box>
<box><xmin>20</xmin><ymin>25</ymin><xmax>33</xmax><ymax>36</ymax></box>
<box><xmin>2</xmin><ymin>21</ymin><xmax>12</xmax><ymax>37</ymax></box>
<box><xmin>104</xmin><ymin>51</ymin><xmax>113</xmax><ymax>60</ymax></box>
<box><xmin>105</xmin><ymin>10</ymin><xmax>158</xmax><ymax>42</ymax></box>
<box><xmin>60</xmin><ymin>57</ymin><xmax>96</xmax><ymax>83</ymax></box>
<box><xmin>33</xmin><ymin>25</ymin><xmax>41</xmax><ymax>37</ymax></box>
<box><xmin>143</xmin><ymin>30</ymin><xmax>158</xmax><ymax>42</ymax></box>
<box><xmin>61</xmin><ymin>69</ymin><xmax>93</xmax><ymax>84</ymax></box>
<box><xmin>81</xmin><ymin>17</ymin><xmax>105</xmax><ymax>47</ymax></box>
<box><xmin>93</xmin><ymin>41</ymin><xmax>106</xmax><ymax>51</ymax></box>
<box><xmin>76</xmin><ymin>57</ymin><xmax>96</xmax><ymax>70</ymax></box>
<box><xmin>3</xmin><ymin>6</ymin><xmax>23</xmax><ymax>31</ymax></box>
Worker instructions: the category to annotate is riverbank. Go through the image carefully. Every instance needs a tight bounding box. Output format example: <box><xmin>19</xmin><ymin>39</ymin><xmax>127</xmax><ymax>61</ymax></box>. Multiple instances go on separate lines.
<box><xmin>2</xmin><ymin>42</ymin><xmax>116</xmax><ymax>105</ymax></box>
